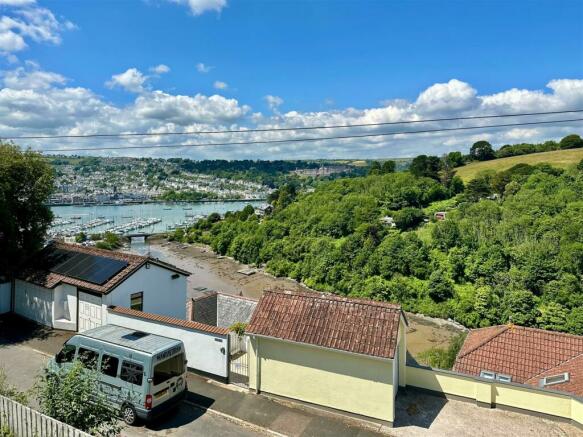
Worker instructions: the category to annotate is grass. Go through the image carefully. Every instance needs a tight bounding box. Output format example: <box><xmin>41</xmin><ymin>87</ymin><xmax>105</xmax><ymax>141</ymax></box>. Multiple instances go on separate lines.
<box><xmin>455</xmin><ymin>148</ymin><xmax>583</xmax><ymax>181</ymax></box>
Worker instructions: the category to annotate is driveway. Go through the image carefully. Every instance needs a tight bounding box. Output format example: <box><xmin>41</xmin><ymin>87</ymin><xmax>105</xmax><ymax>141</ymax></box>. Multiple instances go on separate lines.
<box><xmin>0</xmin><ymin>342</ymin><xmax>264</xmax><ymax>437</ymax></box>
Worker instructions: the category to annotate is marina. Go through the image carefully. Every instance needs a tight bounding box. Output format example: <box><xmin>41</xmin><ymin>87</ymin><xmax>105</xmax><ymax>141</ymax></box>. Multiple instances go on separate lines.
<box><xmin>48</xmin><ymin>200</ymin><xmax>262</xmax><ymax>238</ymax></box>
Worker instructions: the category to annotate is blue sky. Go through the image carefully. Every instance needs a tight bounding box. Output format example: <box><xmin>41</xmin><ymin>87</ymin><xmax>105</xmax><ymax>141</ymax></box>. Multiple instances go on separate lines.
<box><xmin>0</xmin><ymin>0</ymin><xmax>582</xmax><ymax>159</ymax></box>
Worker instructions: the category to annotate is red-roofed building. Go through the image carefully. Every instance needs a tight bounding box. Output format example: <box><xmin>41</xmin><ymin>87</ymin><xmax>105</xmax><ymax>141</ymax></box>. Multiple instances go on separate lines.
<box><xmin>11</xmin><ymin>242</ymin><xmax>190</xmax><ymax>332</ymax></box>
<box><xmin>246</xmin><ymin>289</ymin><xmax>407</xmax><ymax>425</ymax></box>
<box><xmin>453</xmin><ymin>324</ymin><xmax>583</xmax><ymax>397</ymax></box>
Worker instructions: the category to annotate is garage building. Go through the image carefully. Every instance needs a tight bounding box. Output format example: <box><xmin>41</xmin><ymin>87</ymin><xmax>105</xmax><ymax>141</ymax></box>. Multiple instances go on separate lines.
<box><xmin>246</xmin><ymin>289</ymin><xmax>407</xmax><ymax>425</ymax></box>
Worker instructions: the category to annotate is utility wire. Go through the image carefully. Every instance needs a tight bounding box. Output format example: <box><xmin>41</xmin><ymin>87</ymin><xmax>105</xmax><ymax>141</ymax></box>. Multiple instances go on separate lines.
<box><xmin>5</xmin><ymin>109</ymin><xmax>583</xmax><ymax>140</ymax></box>
<box><xmin>37</xmin><ymin>117</ymin><xmax>583</xmax><ymax>153</ymax></box>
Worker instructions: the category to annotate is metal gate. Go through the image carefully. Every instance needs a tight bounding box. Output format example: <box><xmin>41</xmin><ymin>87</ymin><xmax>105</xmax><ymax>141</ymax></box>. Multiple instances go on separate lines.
<box><xmin>229</xmin><ymin>333</ymin><xmax>249</xmax><ymax>386</ymax></box>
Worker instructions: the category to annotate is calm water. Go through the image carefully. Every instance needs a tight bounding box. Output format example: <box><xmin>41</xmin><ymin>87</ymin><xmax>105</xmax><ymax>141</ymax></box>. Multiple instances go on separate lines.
<box><xmin>50</xmin><ymin>201</ymin><xmax>263</xmax><ymax>235</ymax></box>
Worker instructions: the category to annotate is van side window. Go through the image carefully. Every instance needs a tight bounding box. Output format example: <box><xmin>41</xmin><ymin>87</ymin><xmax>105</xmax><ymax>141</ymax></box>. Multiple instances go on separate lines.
<box><xmin>100</xmin><ymin>354</ymin><xmax>119</xmax><ymax>378</ymax></box>
<box><xmin>78</xmin><ymin>348</ymin><xmax>98</xmax><ymax>369</ymax></box>
<box><xmin>120</xmin><ymin>361</ymin><xmax>143</xmax><ymax>386</ymax></box>
<box><xmin>57</xmin><ymin>344</ymin><xmax>76</xmax><ymax>363</ymax></box>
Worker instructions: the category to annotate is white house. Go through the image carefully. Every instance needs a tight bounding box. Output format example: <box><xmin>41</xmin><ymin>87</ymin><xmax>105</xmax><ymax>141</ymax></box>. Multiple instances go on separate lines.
<box><xmin>12</xmin><ymin>242</ymin><xmax>190</xmax><ymax>332</ymax></box>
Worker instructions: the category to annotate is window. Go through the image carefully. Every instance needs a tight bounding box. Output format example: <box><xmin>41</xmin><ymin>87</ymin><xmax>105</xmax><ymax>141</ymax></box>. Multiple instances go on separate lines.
<box><xmin>78</xmin><ymin>348</ymin><xmax>98</xmax><ymax>369</ymax></box>
<box><xmin>496</xmin><ymin>374</ymin><xmax>512</xmax><ymax>383</ymax></box>
<box><xmin>100</xmin><ymin>354</ymin><xmax>119</xmax><ymax>378</ymax></box>
<box><xmin>541</xmin><ymin>373</ymin><xmax>569</xmax><ymax>387</ymax></box>
<box><xmin>56</xmin><ymin>344</ymin><xmax>76</xmax><ymax>364</ymax></box>
<box><xmin>130</xmin><ymin>292</ymin><xmax>143</xmax><ymax>311</ymax></box>
<box><xmin>480</xmin><ymin>370</ymin><xmax>512</xmax><ymax>382</ymax></box>
<box><xmin>120</xmin><ymin>361</ymin><xmax>144</xmax><ymax>386</ymax></box>
<box><xmin>153</xmin><ymin>353</ymin><xmax>185</xmax><ymax>385</ymax></box>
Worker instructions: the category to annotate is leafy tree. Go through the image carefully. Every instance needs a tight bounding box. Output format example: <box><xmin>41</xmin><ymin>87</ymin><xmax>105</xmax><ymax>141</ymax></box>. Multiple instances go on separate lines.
<box><xmin>75</xmin><ymin>232</ymin><xmax>87</xmax><ymax>243</ymax></box>
<box><xmin>559</xmin><ymin>134</ymin><xmax>583</xmax><ymax>149</ymax></box>
<box><xmin>444</xmin><ymin>151</ymin><xmax>465</xmax><ymax>168</ymax></box>
<box><xmin>417</xmin><ymin>333</ymin><xmax>466</xmax><ymax>369</ymax></box>
<box><xmin>393</xmin><ymin>207</ymin><xmax>424</xmax><ymax>230</ymax></box>
<box><xmin>431</xmin><ymin>220</ymin><xmax>460</xmax><ymax>251</ymax></box>
<box><xmin>381</xmin><ymin>160</ymin><xmax>396</xmax><ymax>174</ymax></box>
<box><xmin>503</xmin><ymin>289</ymin><xmax>537</xmax><ymax>326</ymax></box>
<box><xmin>37</xmin><ymin>361</ymin><xmax>122</xmax><ymax>436</ymax></box>
<box><xmin>0</xmin><ymin>144</ymin><xmax>54</xmax><ymax>276</ymax></box>
<box><xmin>464</xmin><ymin>174</ymin><xmax>493</xmax><ymax>201</ymax></box>
<box><xmin>428</xmin><ymin>269</ymin><xmax>454</xmax><ymax>302</ymax></box>
<box><xmin>368</xmin><ymin>161</ymin><xmax>382</xmax><ymax>175</ymax></box>
<box><xmin>537</xmin><ymin>302</ymin><xmax>568</xmax><ymax>332</ymax></box>
<box><xmin>409</xmin><ymin>155</ymin><xmax>441</xmax><ymax>180</ymax></box>
<box><xmin>470</xmin><ymin>140</ymin><xmax>495</xmax><ymax>161</ymax></box>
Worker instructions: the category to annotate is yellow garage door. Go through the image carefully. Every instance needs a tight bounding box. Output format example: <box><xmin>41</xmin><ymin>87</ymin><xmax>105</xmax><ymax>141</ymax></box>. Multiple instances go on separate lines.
<box><xmin>256</xmin><ymin>337</ymin><xmax>394</xmax><ymax>422</ymax></box>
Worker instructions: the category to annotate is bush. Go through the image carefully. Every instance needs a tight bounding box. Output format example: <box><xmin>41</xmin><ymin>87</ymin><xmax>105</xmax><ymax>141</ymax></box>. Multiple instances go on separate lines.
<box><xmin>394</xmin><ymin>208</ymin><xmax>424</xmax><ymax>230</ymax></box>
<box><xmin>36</xmin><ymin>361</ymin><xmax>121</xmax><ymax>436</ymax></box>
<box><xmin>417</xmin><ymin>333</ymin><xmax>467</xmax><ymax>369</ymax></box>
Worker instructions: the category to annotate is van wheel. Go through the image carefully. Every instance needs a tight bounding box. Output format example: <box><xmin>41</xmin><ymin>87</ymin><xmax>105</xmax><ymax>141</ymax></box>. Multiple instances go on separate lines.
<box><xmin>121</xmin><ymin>404</ymin><xmax>138</xmax><ymax>426</ymax></box>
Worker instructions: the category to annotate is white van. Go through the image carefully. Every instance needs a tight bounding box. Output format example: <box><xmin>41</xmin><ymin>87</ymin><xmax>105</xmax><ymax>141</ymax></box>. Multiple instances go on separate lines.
<box><xmin>50</xmin><ymin>324</ymin><xmax>188</xmax><ymax>425</ymax></box>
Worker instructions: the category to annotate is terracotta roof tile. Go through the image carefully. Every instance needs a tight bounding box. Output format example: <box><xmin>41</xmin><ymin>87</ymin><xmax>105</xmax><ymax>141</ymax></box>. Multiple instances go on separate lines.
<box><xmin>453</xmin><ymin>324</ymin><xmax>583</xmax><ymax>397</ymax></box>
<box><xmin>246</xmin><ymin>289</ymin><xmax>403</xmax><ymax>359</ymax></box>
<box><xmin>18</xmin><ymin>242</ymin><xmax>189</xmax><ymax>295</ymax></box>
<box><xmin>109</xmin><ymin>305</ymin><xmax>229</xmax><ymax>335</ymax></box>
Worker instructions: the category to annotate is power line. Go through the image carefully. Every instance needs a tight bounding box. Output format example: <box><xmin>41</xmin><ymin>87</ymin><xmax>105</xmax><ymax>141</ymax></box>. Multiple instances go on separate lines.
<box><xmin>5</xmin><ymin>109</ymin><xmax>583</xmax><ymax>140</ymax></box>
<box><xmin>36</xmin><ymin>117</ymin><xmax>583</xmax><ymax>153</ymax></box>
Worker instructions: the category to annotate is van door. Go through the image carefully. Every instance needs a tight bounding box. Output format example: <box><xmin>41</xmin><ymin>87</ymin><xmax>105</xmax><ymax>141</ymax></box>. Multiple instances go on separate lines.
<box><xmin>98</xmin><ymin>352</ymin><xmax>123</xmax><ymax>407</ymax></box>
<box><xmin>119</xmin><ymin>359</ymin><xmax>146</xmax><ymax>408</ymax></box>
<box><xmin>150</xmin><ymin>349</ymin><xmax>186</xmax><ymax>409</ymax></box>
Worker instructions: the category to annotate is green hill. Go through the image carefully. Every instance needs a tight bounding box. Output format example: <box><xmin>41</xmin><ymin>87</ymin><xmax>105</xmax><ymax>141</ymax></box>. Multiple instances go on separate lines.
<box><xmin>456</xmin><ymin>148</ymin><xmax>583</xmax><ymax>181</ymax></box>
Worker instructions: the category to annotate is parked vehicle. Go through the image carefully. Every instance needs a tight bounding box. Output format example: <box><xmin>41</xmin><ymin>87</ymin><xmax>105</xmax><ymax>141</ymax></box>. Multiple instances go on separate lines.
<box><xmin>49</xmin><ymin>324</ymin><xmax>187</xmax><ymax>425</ymax></box>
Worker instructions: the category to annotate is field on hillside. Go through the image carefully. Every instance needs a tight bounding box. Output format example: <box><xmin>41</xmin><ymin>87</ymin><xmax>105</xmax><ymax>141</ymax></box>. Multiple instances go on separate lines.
<box><xmin>456</xmin><ymin>148</ymin><xmax>583</xmax><ymax>181</ymax></box>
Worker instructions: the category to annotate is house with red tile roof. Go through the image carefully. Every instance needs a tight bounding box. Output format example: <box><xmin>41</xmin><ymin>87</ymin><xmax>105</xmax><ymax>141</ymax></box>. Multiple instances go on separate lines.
<box><xmin>11</xmin><ymin>242</ymin><xmax>190</xmax><ymax>332</ymax></box>
<box><xmin>246</xmin><ymin>289</ymin><xmax>408</xmax><ymax>425</ymax></box>
<box><xmin>453</xmin><ymin>324</ymin><xmax>583</xmax><ymax>397</ymax></box>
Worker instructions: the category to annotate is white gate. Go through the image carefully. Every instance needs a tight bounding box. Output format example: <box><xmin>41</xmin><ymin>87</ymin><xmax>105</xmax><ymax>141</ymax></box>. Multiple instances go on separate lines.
<box><xmin>78</xmin><ymin>291</ymin><xmax>102</xmax><ymax>332</ymax></box>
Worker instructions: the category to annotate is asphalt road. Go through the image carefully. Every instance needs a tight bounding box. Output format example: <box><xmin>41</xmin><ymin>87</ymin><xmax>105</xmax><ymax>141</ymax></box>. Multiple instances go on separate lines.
<box><xmin>0</xmin><ymin>343</ymin><xmax>265</xmax><ymax>437</ymax></box>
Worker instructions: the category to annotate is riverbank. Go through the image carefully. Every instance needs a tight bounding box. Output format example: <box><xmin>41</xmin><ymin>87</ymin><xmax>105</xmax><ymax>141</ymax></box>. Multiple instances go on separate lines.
<box><xmin>137</xmin><ymin>237</ymin><xmax>465</xmax><ymax>360</ymax></box>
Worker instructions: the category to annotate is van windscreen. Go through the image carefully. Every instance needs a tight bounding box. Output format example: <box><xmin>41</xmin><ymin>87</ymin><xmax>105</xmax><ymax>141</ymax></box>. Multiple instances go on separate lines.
<box><xmin>153</xmin><ymin>353</ymin><xmax>185</xmax><ymax>385</ymax></box>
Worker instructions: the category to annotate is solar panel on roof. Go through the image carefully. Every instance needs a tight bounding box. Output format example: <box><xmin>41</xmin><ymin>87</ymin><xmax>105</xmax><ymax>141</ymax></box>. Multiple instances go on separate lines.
<box><xmin>49</xmin><ymin>249</ymin><xmax>128</xmax><ymax>285</ymax></box>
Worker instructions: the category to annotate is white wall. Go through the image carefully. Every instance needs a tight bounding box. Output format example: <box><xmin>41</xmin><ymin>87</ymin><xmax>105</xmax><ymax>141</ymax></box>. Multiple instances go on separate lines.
<box><xmin>0</xmin><ymin>282</ymin><xmax>10</xmax><ymax>314</ymax></box>
<box><xmin>102</xmin><ymin>264</ymin><xmax>187</xmax><ymax>322</ymax></box>
<box><xmin>14</xmin><ymin>279</ymin><xmax>53</xmax><ymax>326</ymax></box>
<box><xmin>106</xmin><ymin>309</ymin><xmax>229</xmax><ymax>378</ymax></box>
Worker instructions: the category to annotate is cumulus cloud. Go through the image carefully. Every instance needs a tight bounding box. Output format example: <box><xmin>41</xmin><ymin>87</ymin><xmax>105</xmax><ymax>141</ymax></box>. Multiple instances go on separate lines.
<box><xmin>213</xmin><ymin>80</ymin><xmax>227</xmax><ymax>90</ymax></box>
<box><xmin>1</xmin><ymin>68</ymin><xmax>582</xmax><ymax>160</ymax></box>
<box><xmin>166</xmin><ymin>0</ymin><xmax>226</xmax><ymax>16</ymax></box>
<box><xmin>149</xmin><ymin>64</ymin><xmax>170</xmax><ymax>74</ymax></box>
<box><xmin>196</xmin><ymin>62</ymin><xmax>213</xmax><ymax>73</ymax></box>
<box><xmin>106</xmin><ymin>68</ymin><xmax>148</xmax><ymax>93</ymax></box>
<box><xmin>0</xmin><ymin>3</ymin><xmax>74</xmax><ymax>56</ymax></box>
<box><xmin>264</xmin><ymin>94</ymin><xmax>283</xmax><ymax>112</ymax></box>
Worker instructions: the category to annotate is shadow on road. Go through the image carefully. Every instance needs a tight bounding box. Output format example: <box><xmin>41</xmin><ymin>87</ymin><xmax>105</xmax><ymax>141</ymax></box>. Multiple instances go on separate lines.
<box><xmin>0</xmin><ymin>314</ymin><xmax>74</xmax><ymax>355</ymax></box>
<box><xmin>393</xmin><ymin>388</ymin><xmax>447</xmax><ymax>429</ymax></box>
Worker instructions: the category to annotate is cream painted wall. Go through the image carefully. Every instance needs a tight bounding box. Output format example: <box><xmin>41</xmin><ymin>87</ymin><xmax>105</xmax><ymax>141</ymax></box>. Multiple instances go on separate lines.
<box><xmin>248</xmin><ymin>336</ymin><xmax>394</xmax><ymax>423</ymax></box>
<box><xmin>14</xmin><ymin>279</ymin><xmax>53</xmax><ymax>326</ymax></box>
<box><xmin>102</xmin><ymin>263</ymin><xmax>187</xmax><ymax>322</ymax></box>
<box><xmin>398</xmin><ymin>318</ymin><xmax>407</xmax><ymax>387</ymax></box>
<box><xmin>406</xmin><ymin>365</ymin><xmax>583</xmax><ymax>426</ymax></box>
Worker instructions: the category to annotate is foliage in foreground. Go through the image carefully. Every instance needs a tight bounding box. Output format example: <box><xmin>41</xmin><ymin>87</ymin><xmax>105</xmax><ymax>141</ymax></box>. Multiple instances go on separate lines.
<box><xmin>36</xmin><ymin>361</ymin><xmax>121</xmax><ymax>436</ymax></box>
<box><xmin>0</xmin><ymin>367</ymin><xmax>28</xmax><ymax>405</ymax></box>
<box><xmin>417</xmin><ymin>333</ymin><xmax>467</xmax><ymax>370</ymax></box>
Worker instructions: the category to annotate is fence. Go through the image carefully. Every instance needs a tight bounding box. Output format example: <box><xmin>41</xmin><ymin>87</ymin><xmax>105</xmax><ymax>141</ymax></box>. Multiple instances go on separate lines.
<box><xmin>0</xmin><ymin>395</ymin><xmax>91</xmax><ymax>437</ymax></box>
<box><xmin>106</xmin><ymin>306</ymin><xmax>230</xmax><ymax>379</ymax></box>
<box><xmin>405</xmin><ymin>364</ymin><xmax>583</xmax><ymax>428</ymax></box>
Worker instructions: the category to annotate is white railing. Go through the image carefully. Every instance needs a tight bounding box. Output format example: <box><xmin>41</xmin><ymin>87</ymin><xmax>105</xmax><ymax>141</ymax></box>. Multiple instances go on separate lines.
<box><xmin>0</xmin><ymin>395</ymin><xmax>92</xmax><ymax>437</ymax></box>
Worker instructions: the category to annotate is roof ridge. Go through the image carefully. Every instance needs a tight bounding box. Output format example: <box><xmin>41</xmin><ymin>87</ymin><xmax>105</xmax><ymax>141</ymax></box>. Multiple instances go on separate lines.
<box><xmin>264</xmin><ymin>289</ymin><xmax>401</xmax><ymax>310</ymax></box>
<box><xmin>457</xmin><ymin>324</ymin><xmax>509</xmax><ymax>360</ymax></box>
<box><xmin>509</xmin><ymin>324</ymin><xmax>583</xmax><ymax>342</ymax></box>
<box><xmin>526</xmin><ymin>351</ymin><xmax>583</xmax><ymax>383</ymax></box>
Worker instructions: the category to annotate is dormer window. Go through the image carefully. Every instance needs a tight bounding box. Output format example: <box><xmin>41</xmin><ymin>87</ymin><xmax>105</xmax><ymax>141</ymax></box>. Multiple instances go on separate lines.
<box><xmin>540</xmin><ymin>373</ymin><xmax>569</xmax><ymax>387</ymax></box>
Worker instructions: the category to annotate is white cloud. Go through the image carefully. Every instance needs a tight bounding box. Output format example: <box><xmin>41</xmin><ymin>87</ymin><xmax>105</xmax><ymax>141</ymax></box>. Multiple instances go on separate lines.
<box><xmin>149</xmin><ymin>64</ymin><xmax>170</xmax><ymax>74</ymax></box>
<box><xmin>213</xmin><ymin>80</ymin><xmax>227</xmax><ymax>90</ymax></box>
<box><xmin>264</xmin><ymin>95</ymin><xmax>283</xmax><ymax>112</ymax></box>
<box><xmin>106</xmin><ymin>68</ymin><xmax>148</xmax><ymax>93</ymax></box>
<box><xmin>0</xmin><ymin>4</ymin><xmax>74</xmax><ymax>56</ymax></box>
<box><xmin>2</xmin><ymin>63</ymin><xmax>66</xmax><ymax>89</ymax></box>
<box><xmin>416</xmin><ymin>79</ymin><xmax>479</xmax><ymax>113</ymax></box>
<box><xmin>166</xmin><ymin>0</ymin><xmax>226</xmax><ymax>16</ymax></box>
<box><xmin>0</xmin><ymin>67</ymin><xmax>582</xmax><ymax>160</ymax></box>
<box><xmin>196</xmin><ymin>62</ymin><xmax>213</xmax><ymax>73</ymax></box>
